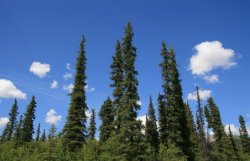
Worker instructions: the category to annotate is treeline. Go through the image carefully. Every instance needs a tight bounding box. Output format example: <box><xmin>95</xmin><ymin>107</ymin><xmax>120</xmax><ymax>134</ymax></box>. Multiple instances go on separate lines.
<box><xmin>0</xmin><ymin>22</ymin><xmax>250</xmax><ymax>161</ymax></box>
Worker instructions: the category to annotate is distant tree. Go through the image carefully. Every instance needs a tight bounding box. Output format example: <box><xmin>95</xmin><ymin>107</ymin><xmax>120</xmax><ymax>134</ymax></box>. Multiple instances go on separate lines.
<box><xmin>22</xmin><ymin>96</ymin><xmax>37</xmax><ymax>142</ymax></box>
<box><xmin>12</xmin><ymin>115</ymin><xmax>23</xmax><ymax>142</ymax></box>
<box><xmin>239</xmin><ymin>115</ymin><xmax>250</xmax><ymax>154</ymax></box>
<box><xmin>99</xmin><ymin>97</ymin><xmax>114</xmax><ymax>143</ymax></box>
<box><xmin>195</xmin><ymin>86</ymin><xmax>207</xmax><ymax>159</ymax></box>
<box><xmin>228</xmin><ymin>125</ymin><xmax>240</xmax><ymax>161</ymax></box>
<box><xmin>48</xmin><ymin>124</ymin><xmax>57</xmax><ymax>139</ymax></box>
<box><xmin>1</xmin><ymin>99</ymin><xmax>19</xmax><ymax>141</ymax></box>
<box><xmin>62</xmin><ymin>36</ymin><xmax>88</xmax><ymax>151</ymax></box>
<box><xmin>35</xmin><ymin>123</ymin><xmax>40</xmax><ymax>141</ymax></box>
<box><xmin>40</xmin><ymin>129</ymin><xmax>46</xmax><ymax>141</ymax></box>
<box><xmin>145</xmin><ymin>96</ymin><xmax>160</xmax><ymax>154</ymax></box>
<box><xmin>88</xmin><ymin>109</ymin><xmax>96</xmax><ymax>139</ymax></box>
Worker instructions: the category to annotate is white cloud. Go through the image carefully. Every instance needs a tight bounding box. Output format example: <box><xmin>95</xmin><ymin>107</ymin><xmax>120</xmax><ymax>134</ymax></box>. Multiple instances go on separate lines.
<box><xmin>187</xmin><ymin>88</ymin><xmax>212</xmax><ymax>101</ymax></box>
<box><xmin>84</xmin><ymin>85</ymin><xmax>95</xmax><ymax>92</ymax></box>
<box><xmin>66</xmin><ymin>63</ymin><xmax>72</xmax><ymax>70</ymax></box>
<box><xmin>189</xmin><ymin>41</ymin><xmax>237</xmax><ymax>83</ymax></box>
<box><xmin>63</xmin><ymin>73</ymin><xmax>72</xmax><ymax>80</ymax></box>
<box><xmin>0</xmin><ymin>117</ymin><xmax>9</xmax><ymax>127</ymax></box>
<box><xmin>137</xmin><ymin>115</ymin><xmax>146</xmax><ymax>126</ymax></box>
<box><xmin>203</xmin><ymin>74</ymin><xmax>219</xmax><ymax>83</ymax></box>
<box><xmin>0</xmin><ymin>79</ymin><xmax>26</xmax><ymax>99</ymax></box>
<box><xmin>30</xmin><ymin>62</ymin><xmax>50</xmax><ymax>78</ymax></box>
<box><xmin>136</xmin><ymin>100</ymin><xmax>142</xmax><ymax>106</ymax></box>
<box><xmin>50</xmin><ymin>80</ymin><xmax>58</xmax><ymax>89</ymax></box>
<box><xmin>45</xmin><ymin>109</ymin><xmax>62</xmax><ymax>125</ymax></box>
<box><xmin>63</xmin><ymin>84</ymin><xmax>74</xmax><ymax>93</ymax></box>
<box><xmin>225</xmin><ymin>124</ymin><xmax>240</xmax><ymax>136</ymax></box>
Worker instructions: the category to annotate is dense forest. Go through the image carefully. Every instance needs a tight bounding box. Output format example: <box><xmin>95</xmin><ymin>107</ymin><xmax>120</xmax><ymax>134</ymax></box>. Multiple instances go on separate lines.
<box><xmin>0</xmin><ymin>22</ymin><xmax>249</xmax><ymax>161</ymax></box>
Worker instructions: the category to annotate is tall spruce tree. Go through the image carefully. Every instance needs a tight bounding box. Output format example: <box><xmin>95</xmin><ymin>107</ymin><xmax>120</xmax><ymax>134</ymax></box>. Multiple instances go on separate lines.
<box><xmin>158</xmin><ymin>93</ymin><xmax>168</xmax><ymax>146</ymax></box>
<box><xmin>1</xmin><ymin>99</ymin><xmax>19</xmax><ymax>141</ymax></box>
<box><xmin>228</xmin><ymin>125</ymin><xmax>240</xmax><ymax>161</ymax></box>
<box><xmin>88</xmin><ymin>109</ymin><xmax>96</xmax><ymax>139</ymax></box>
<box><xmin>22</xmin><ymin>96</ymin><xmax>37</xmax><ymax>142</ymax></box>
<box><xmin>115</xmin><ymin>22</ymin><xmax>144</xmax><ymax>160</ymax></box>
<box><xmin>48</xmin><ymin>124</ymin><xmax>57</xmax><ymax>139</ymax></box>
<box><xmin>99</xmin><ymin>97</ymin><xmax>114</xmax><ymax>143</ymax></box>
<box><xmin>195</xmin><ymin>86</ymin><xmax>207</xmax><ymax>159</ymax></box>
<box><xmin>110</xmin><ymin>40</ymin><xmax>124</xmax><ymax>131</ymax></box>
<box><xmin>35</xmin><ymin>123</ymin><xmax>40</xmax><ymax>141</ymax></box>
<box><xmin>239</xmin><ymin>115</ymin><xmax>250</xmax><ymax>154</ymax></box>
<box><xmin>145</xmin><ymin>96</ymin><xmax>160</xmax><ymax>153</ymax></box>
<box><xmin>62</xmin><ymin>36</ymin><xmax>88</xmax><ymax>151</ymax></box>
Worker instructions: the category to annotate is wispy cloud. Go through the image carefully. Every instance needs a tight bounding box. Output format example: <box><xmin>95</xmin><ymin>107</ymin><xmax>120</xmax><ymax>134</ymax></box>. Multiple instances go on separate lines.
<box><xmin>50</xmin><ymin>80</ymin><xmax>58</xmax><ymax>89</ymax></box>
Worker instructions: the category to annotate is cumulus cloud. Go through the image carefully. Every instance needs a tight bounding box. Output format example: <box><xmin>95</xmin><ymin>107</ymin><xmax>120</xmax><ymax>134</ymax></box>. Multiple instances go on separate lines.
<box><xmin>136</xmin><ymin>100</ymin><xmax>142</xmax><ymax>106</ymax></box>
<box><xmin>203</xmin><ymin>74</ymin><xmax>219</xmax><ymax>83</ymax></box>
<box><xmin>63</xmin><ymin>73</ymin><xmax>72</xmax><ymax>80</ymax></box>
<box><xmin>45</xmin><ymin>109</ymin><xmax>62</xmax><ymax>125</ymax></box>
<box><xmin>50</xmin><ymin>80</ymin><xmax>58</xmax><ymax>89</ymax></box>
<box><xmin>63</xmin><ymin>84</ymin><xmax>74</xmax><ymax>93</ymax></box>
<box><xmin>0</xmin><ymin>117</ymin><xmax>9</xmax><ymax>127</ymax></box>
<box><xmin>187</xmin><ymin>88</ymin><xmax>212</xmax><ymax>101</ymax></box>
<box><xmin>66</xmin><ymin>63</ymin><xmax>72</xmax><ymax>70</ymax></box>
<box><xmin>0</xmin><ymin>79</ymin><xmax>26</xmax><ymax>99</ymax></box>
<box><xmin>137</xmin><ymin>115</ymin><xmax>147</xmax><ymax>126</ymax></box>
<box><xmin>84</xmin><ymin>85</ymin><xmax>95</xmax><ymax>92</ymax></box>
<box><xmin>30</xmin><ymin>62</ymin><xmax>50</xmax><ymax>78</ymax></box>
<box><xmin>225</xmin><ymin>124</ymin><xmax>250</xmax><ymax>136</ymax></box>
<box><xmin>189</xmin><ymin>41</ymin><xmax>237</xmax><ymax>83</ymax></box>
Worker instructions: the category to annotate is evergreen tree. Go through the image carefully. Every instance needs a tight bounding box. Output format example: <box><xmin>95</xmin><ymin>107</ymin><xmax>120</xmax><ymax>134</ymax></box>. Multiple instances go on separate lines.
<box><xmin>205</xmin><ymin>97</ymin><xmax>225</xmax><ymax>142</ymax></box>
<box><xmin>195</xmin><ymin>86</ymin><xmax>207</xmax><ymax>159</ymax></box>
<box><xmin>114</xmin><ymin>22</ymin><xmax>145</xmax><ymax>160</ymax></box>
<box><xmin>228</xmin><ymin>125</ymin><xmax>240</xmax><ymax>161</ymax></box>
<box><xmin>62</xmin><ymin>36</ymin><xmax>88</xmax><ymax>151</ymax></box>
<box><xmin>99</xmin><ymin>97</ymin><xmax>114</xmax><ymax>143</ymax></box>
<box><xmin>158</xmin><ymin>93</ymin><xmax>168</xmax><ymax>146</ymax></box>
<box><xmin>88</xmin><ymin>109</ymin><xmax>96</xmax><ymax>139</ymax></box>
<box><xmin>22</xmin><ymin>96</ymin><xmax>37</xmax><ymax>142</ymax></box>
<box><xmin>35</xmin><ymin>123</ymin><xmax>40</xmax><ymax>141</ymax></box>
<box><xmin>12</xmin><ymin>115</ymin><xmax>23</xmax><ymax>142</ymax></box>
<box><xmin>145</xmin><ymin>96</ymin><xmax>160</xmax><ymax>153</ymax></box>
<box><xmin>41</xmin><ymin>129</ymin><xmax>46</xmax><ymax>141</ymax></box>
<box><xmin>1</xmin><ymin>99</ymin><xmax>19</xmax><ymax>141</ymax></box>
<box><xmin>48</xmin><ymin>124</ymin><xmax>57</xmax><ymax>139</ymax></box>
<box><xmin>110</xmin><ymin>40</ymin><xmax>124</xmax><ymax>131</ymax></box>
<box><xmin>239</xmin><ymin>115</ymin><xmax>250</xmax><ymax>154</ymax></box>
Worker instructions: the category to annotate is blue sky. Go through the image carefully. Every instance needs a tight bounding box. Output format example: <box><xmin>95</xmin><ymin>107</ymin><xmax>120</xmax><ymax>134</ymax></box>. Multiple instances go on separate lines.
<box><xmin>0</xmin><ymin>0</ymin><xmax>250</xmax><ymax>136</ymax></box>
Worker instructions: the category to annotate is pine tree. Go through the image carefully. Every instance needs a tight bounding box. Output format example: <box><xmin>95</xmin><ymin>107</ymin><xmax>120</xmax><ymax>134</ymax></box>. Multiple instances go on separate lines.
<box><xmin>205</xmin><ymin>97</ymin><xmax>225</xmax><ymax>142</ymax></box>
<box><xmin>41</xmin><ymin>129</ymin><xmax>46</xmax><ymax>141</ymax></box>
<box><xmin>13</xmin><ymin>115</ymin><xmax>23</xmax><ymax>142</ymax></box>
<box><xmin>62</xmin><ymin>36</ymin><xmax>88</xmax><ymax>151</ymax></box>
<box><xmin>115</xmin><ymin>22</ymin><xmax>145</xmax><ymax>160</ymax></box>
<box><xmin>88</xmin><ymin>109</ymin><xmax>96</xmax><ymax>139</ymax></box>
<box><xmin>22</xmin><ymin>96</ymin><xmax>37</xmax><ymax>142</ymax></box>
<box><xmin>145</xmin><ymin>96</ymin><xmax>160</xmax><ymax>153</ymax></box>
<box><xmin>228</xmin><ymin>125</ymin><xmax>240</xmax><ymax>161</ymax></box>
<box><xmin>1</xmin><ymin>99</ymin><xmax>19</xmax><ymax>141</ymax></box>
<box><xmin>110</xmin><ymin>40</ymin><xmax>124</xmax><ymax>131</ymax></box>
<box><xmin>158</xmin><ymin>93</ymin><xmax>168</xmax><ymax>146</ymax></box>
<box><xmin>99</xmin><ymin>97</ymin><xmax>114</xmax><ymax>143</ymax></box>
<box><xmin>35</xmin><ymin>123</ymin><xmax>40</xmax><ymax>141</ymax></box>
<box><xmin>239</xmin><ymin>115</ymin><xmax>250</xmax><ymax>154</ymax></box>
<box><xmin>195</xmin><ymin>86</ymin><xmax>207</xmax><ymax>159</ymax></box>
<box><xmin>48</xmin><ymin>124</ymin><xmax>57</xmax><ymax>139</ymax></box>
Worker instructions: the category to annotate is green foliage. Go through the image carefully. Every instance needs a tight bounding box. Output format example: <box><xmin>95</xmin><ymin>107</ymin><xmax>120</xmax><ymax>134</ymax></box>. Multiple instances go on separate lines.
<box><xmin>40</xmin><ymin>129</ymin><xmax>46</xmax><ymax>141</ymax></box>
<box><xmin>159</xmin><ymin>143</ymin><xmax>187</xmax><ymax>161</ymax></box>
<box><xmin>239</xmin><ymin>115</ymin><xmax>250</xmax><ymax>154</ymax></box>
<box><xmin>88</xmin><ymin>109</ymin><xmax>96</xmax><ymax>139</ymax></box>
<box><xmin>99</xmin><ymin>97</ymin><xmax>114</xmax><ymax>143</ymax></box>
<box><xmin>1</xmin><ymin>99</ymin><xmax>19</xmax><ymax>142</ymax></box>
<box><xmin>35</xmin><ymin>123</ymin><xmax>40</xmax><ymax>141</ymax></box>
<box><xmin>22</xmin><ymin>96</ymin><xmax>37</xmax><ymax>142</ymax></box>
<box><xmin>62</xmin><ymin>35</ymin><xmax>88</xmax><ymax>151</ymax></box>
<box><xmin>145</xmin><ymin>96</ymin><xmax>159</xmax><ymax>154</ymax></box>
